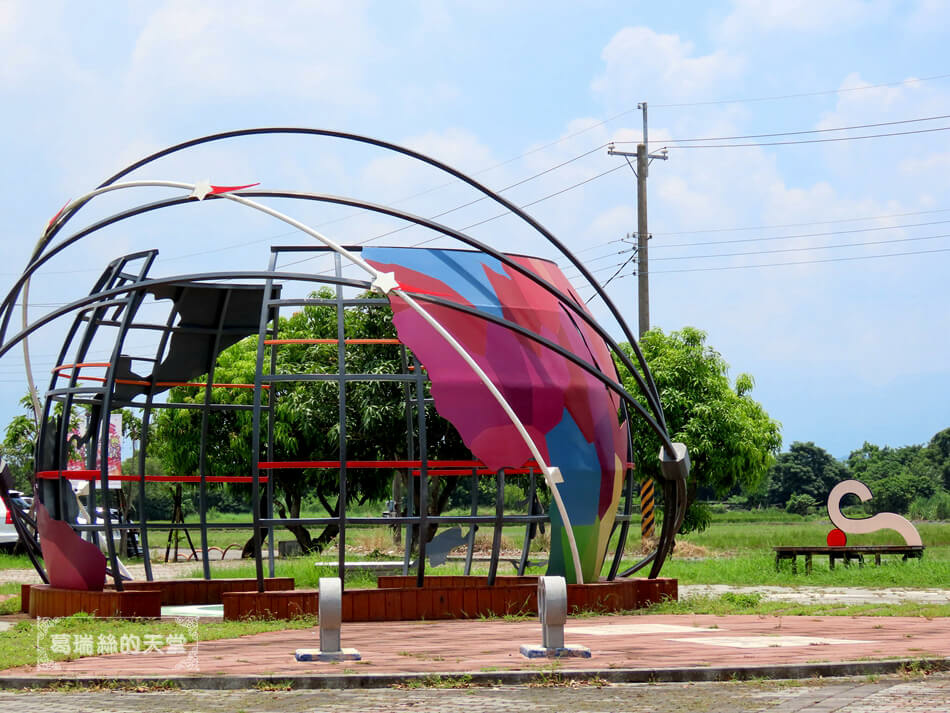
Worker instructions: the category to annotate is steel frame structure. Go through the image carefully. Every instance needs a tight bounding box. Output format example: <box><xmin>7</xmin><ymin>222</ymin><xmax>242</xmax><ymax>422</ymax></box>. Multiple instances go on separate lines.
<box><xmin>0</xmin><ymin>128</ymin><xmax>690</xmax><ymax>593</ymax></box>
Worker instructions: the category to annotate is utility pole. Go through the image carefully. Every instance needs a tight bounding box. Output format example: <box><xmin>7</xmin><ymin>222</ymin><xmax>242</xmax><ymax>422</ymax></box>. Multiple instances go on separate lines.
<box><xmin>607</xmin><ymin>101</ymin><xmax>667</xmax><ymax>337</ymax></box>
<box><xmin>607</xmin><ymin>102</ymin><xmax>668</xmax><ymax>539</ymax></box>
<box><xmin>636</xmin><ymin>141</ymin><xmax>649</xmax><ymax>337</ymax></box>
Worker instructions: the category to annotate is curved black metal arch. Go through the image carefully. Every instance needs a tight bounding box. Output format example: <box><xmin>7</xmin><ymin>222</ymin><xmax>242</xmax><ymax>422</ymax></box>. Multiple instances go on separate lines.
<box><xmin>0</xmin><ymin>270</ymin><xmax>372</xmax><ymax>361</ymax></box>
<box><xmin>10</xmin><ymin>264</ymin><xmax>685</xmax><ymax>578</ymax></box>
<box><xmin>0</xmin><ymin>197</ymin><xmax>195</xmax><ymax>345</ymax></box>
<box><xmin>404</xmin><ymin>293</ymin><xmax>674</xmax><ymax>454</ymax></box>
<box><xmin>29</xmin><ymin>127</ymin><xmax>665</xmax><ymax>430</ymax></box>
<box><xmin>1</xmin><ymin>189</ymin><xmax>667</xmax><ymax>434</ymax></box>
<box><xmin>3</xmin><ymin>126</ymin><xmax>693</xmax><ymax>584</ymax></box>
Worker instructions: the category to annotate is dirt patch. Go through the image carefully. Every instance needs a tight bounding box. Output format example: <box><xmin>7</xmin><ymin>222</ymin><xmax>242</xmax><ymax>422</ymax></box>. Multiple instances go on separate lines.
<box><xmin>628</xmin><ymin>536</ymin><xmax>715</xmax><ymax>559</ymax></box>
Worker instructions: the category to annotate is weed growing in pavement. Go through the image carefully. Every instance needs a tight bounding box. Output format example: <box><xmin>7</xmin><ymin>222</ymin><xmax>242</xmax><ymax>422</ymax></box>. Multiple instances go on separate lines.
<box><xmin>26</xmin><ymin>679</ymin><xmax>181</xmax><ymax>693</ymax></box>
<box><xmin>395</xmin><ymin>673</ymin><xmax>479</xmax><ymax>689</ymax></box>
<box><xmin>0</xmin><ymin>611</ymin><xmax>319</xmax><ymax>672</ymax></box>
<box><xmin>638</xmin><ymin>595</ymin><xmax>950</xmax><ymax>618</ymax></box>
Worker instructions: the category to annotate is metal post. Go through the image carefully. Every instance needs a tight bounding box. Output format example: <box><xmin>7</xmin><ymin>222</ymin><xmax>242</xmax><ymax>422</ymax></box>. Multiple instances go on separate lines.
<box><xmin>636</xmin><ymin>142</ymin><xmax>649</xmax><ymax>338</ymax></box>
<box><xmin>335</xmin><ymin>254</ymin><xmax>348</xmax><ymax>588</ymax></box>
<box><xmin>415</xmin><ymin>362</ymin><xmax>428</xmax><ymax>588</ymax></box>
<box><xmin>487</xmin><ymin>469</ymin><xmax>504</xmax><ymax>586</ymax></box>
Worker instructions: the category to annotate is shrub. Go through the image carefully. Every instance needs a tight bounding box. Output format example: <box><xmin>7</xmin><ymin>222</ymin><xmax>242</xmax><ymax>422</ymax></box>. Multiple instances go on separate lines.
<box><xmin>680</xmin><ymin>502</ymin><xmax>713</xmax><ymax>534</ymax></box>
<box><xmin>908</xmin><ymin>491</ymin><xmax>950</xmax><ymax>521</ymax></box>
<box><xmin>785</xmin><ymin>493</ymin><xmax>817</xmax><ymax>516</ymax></box>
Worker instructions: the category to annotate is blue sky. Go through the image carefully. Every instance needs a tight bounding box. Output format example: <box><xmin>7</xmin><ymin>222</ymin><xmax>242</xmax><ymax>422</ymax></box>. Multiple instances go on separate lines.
<box><xmin>0</xmin><ymin>1</ymin><xmax>948</xmax><ymax>459</ymax></box>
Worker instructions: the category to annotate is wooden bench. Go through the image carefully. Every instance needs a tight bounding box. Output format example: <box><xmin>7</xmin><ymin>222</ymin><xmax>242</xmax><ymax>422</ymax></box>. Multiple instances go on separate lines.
<box><xmin>773</xmin><ymin>545</ymin><xmax>925</xmax><ymax>574</ymax></box>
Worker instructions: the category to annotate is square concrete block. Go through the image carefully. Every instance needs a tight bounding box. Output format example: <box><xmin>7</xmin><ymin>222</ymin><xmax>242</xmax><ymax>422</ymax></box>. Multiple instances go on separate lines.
<box><xmin>520</xmin><ymin>644</ymin><xmax>591</xmax><ymax>659</ymax></box>
<box><xmin>294</xmin><ymin>648</ymin><xmax>361</xmax><ymax>662</ymax></box>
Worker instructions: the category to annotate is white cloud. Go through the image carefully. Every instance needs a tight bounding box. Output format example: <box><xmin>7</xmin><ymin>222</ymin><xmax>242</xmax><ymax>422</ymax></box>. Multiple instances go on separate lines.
<box><xmin>716</xmin><ymin>0</ymin><xmax>887</xmax><ymax>39</ymax></box>
<box><xmin>813</xmin><ymin>72</ymin><xmax>950</xmax><ymax>202</ymax></box>
<box><xmin>126</xmin><ymin>0</ymin><xmax>377</xmax><ymax>108</ymax></box>
<box><xmin>591</xmin><ymin>27</ymin><xmax>744</xmax><ymax>106</ymax></box>
<box><xmin>362</xmin><ymin>128</ymin><xmax>499</xmax><ymax>200</ymax></box>
<box><xmin>0</xmin><ymin>0</ymin><xmax>79</xmax><ymax>88</ymax></box>
<box><xmin>903</xmin><ymin>0</ymin><xmax>950</xmax><ymax>33</ymax></box>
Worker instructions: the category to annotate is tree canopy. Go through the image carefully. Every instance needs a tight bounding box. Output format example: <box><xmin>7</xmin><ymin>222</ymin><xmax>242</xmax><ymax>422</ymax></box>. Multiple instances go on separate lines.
<box><xmin>765</xmin><ymin>441</ymin><xmax>849</xmax><ymax>508</ymax></box>
<box><xmin>1</xmin><ymin>395</ymin><xmax>37</xmax><ymax>491</ymax></box>
<box><xmin>152</xmin><ymin>289</ymin><xmax>467</xmax><ymax>552</ymax></box>
<box><xmin>617</xmin><ymin>326</ymin><xmax>782</xmax><ymax>532</ymax></box>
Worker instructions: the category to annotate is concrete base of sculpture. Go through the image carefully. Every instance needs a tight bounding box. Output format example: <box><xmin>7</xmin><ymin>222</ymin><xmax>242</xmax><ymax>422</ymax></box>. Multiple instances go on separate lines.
<box><xmin>224</xmin><ymin>575</ymin><xmax>677</xmax><ymax>621</ymax></box>
<box><xmin>294</xmin><ymin>648</ymin><xmax>361</xmax><ymax>662</ymax></box>
<box><xmin>520</xmin><ymin>644</ymin><xmax>591</xmax><ymax>659</ymax></box>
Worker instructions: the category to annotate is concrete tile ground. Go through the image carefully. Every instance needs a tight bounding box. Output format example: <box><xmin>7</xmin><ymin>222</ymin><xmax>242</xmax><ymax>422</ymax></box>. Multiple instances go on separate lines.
<box><xmin>3</xmin><ymin>613</ymin><xmax>947</xmax><ymax>678</ymax></box>
<box><xmin>1</xmin><ymin>673</ymin><xmax>949</xmax><ymax>712</ymax></box>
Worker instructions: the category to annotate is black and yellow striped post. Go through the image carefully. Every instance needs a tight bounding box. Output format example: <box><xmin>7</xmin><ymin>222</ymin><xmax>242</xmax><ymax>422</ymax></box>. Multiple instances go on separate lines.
<box><xmin>640</xmin><ymin>478</ymin><xmax>655</xmax><ymax>539</ymax></box>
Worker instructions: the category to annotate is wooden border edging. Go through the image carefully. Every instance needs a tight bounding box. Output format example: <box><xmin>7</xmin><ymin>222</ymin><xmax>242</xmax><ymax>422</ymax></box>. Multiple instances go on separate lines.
<box><xmin>22</xmin><ymin>577</ymin><xmax>296</xmax><ymax>618</ymax></box>
<box><xmin>222</xmin><ymin>577</ymin><xmax>678</xmax><ymax>621</ymax></box>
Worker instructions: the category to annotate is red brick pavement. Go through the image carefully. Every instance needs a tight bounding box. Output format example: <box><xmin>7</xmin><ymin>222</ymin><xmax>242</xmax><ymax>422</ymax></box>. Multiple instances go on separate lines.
<box><xmin>4</xmin><ymin>614</ymin><xmax>948</xmax><ymax>678</ymax></box>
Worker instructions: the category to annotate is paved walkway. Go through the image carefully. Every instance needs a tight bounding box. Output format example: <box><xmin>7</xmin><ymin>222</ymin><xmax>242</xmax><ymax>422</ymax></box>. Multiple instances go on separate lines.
<box><xmin>680</xmin><ymin>584</ymin><xmax>950</xmax><ymax>605</ymax></box>
<box><xmin>3</xmin><ymin>579</ymin><xmax>949</xmax><ymax>711</ymax></box>
<box><xmin>4</xmin><ymin>613</ymin><xmax>948</xmax><ymax>678</ymax></box>
<box><xmin>0</xmin><ymin>673</ymin><xmax>949</xmax><ymax>712</ymax></box>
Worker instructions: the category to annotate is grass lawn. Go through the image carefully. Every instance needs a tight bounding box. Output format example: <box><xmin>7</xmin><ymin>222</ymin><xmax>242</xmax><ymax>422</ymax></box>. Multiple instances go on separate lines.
<box><xmin>3</xmin><ymin>508</ymin><xmax>949</xmax><ymax>590</ymax></box>
<box><xmin>0</xmin><ymin>509</ymin><xmax>948</xmax><ymax>673</ymax></box>
<box><xmin>632</xmin><ymin>516</ymin><xmax>950</xmax><ymax>588</ymax></box>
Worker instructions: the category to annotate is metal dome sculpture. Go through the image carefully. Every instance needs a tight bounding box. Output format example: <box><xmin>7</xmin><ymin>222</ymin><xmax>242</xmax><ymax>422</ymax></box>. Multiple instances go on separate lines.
<box><xmin>0</xmin><ymin>128</ymin><xmax>689</xmax><ymax>596</ymax></box>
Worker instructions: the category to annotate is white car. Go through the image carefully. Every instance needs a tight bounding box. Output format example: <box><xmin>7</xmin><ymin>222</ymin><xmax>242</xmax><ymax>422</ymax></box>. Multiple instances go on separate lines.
<box><xmin>0</xmin><ymin>492</ymin><xmax>30</xmax><ymax>549</ymax></box>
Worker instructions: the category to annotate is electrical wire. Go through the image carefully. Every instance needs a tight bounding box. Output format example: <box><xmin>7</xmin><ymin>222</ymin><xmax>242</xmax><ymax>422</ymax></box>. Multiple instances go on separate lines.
<box><xmin>585</xmin><ymin>252</ymin><xmax>637</xmax><ymax>304</ymax></box>
<box><xmin>579</xmin><ymin>245</ymin><xmax>950</xmax><ymax>282</ymax></box>
<box><xmin>650</xmin><ymin>207</ymin><xmax>950</xmax><ymax>237</ymax></box>
<box><xmin>280</xmin><ymin>163</ymin><xmax>629</xmax><ymax>272</ymax></box>
<box><xmin>588</xmin><ymin>232</ymin><xmax>950</xmax><ymax>278</ymax></box>
<box><xmin>562</xmin><ymin>222</ymin><xmax>950</xmax><ymax>276</ymax></box>
<box><xmin>611</xmin><ymin>112</ymin><xmax>950</xmax><ymax>145</ymax></box>
<box><xmin>567</xmin><ymin>231</ymin><xmax>950</xmax><ymax>280</ymax></box>
<box><xmin>557</xmin><ymin>209</ymin><xmax>950</xmax><ymax>263</ymax></box>
<box><xmin>661</xmin><ymin>124</ymin><xmax>950</xmax><ymax>149</ymax></box>
<box><xmin>655</xmin><ymin>219</ymin><xmax>950</xmax><ymax>250</ymax></box>
<box><xmin>648</xmin><ymin>73</ymin><xmax>950</xmax><ymax>109</ymax></box>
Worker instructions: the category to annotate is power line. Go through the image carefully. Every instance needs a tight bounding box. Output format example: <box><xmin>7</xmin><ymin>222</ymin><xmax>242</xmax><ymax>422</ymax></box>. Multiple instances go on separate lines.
<box><xmin>6</xmin><ymin>144</ymin><xmax>610</xmax><ymax>279</ymax></box>
<box><xmin>612</xmin><ymin>112</ymin><xmax>950</xmax><ymax>145</ymax></box>
<box><xmin>567</xmin><ymin>232</ymin><xmax>950</xmax><ymax>279</ymax></box>
<box><xmin>282</xmin><ymin>163</ymin><xmax>629</xmax><ymax>272</ymax></box>
<box><xmin>648</xmin><ymin>73</ymin><xmax>950</xmax><ymax>109</ymax></box>
<box><xmin>590</xmin><ymin>252</ymin><xmax>637</xmax><ymax>301</ymax></box>
<box><xmin>343</xmin><ymin>145</ymin><xmax>609</xmax><ymax>248</ymax></box>
<box><xmin>655</xmin><ymin>218</ymin><xmax>950</xmax><ymax>249</ymax></box>
<box><xmin>583</xmin><ymin>246</ymin><xmax>950</xmax><ymax>281</ymax></box>
<box><xmin>560</xmin><ymin>219</ymin><xmax>950</xmax><ymax>273</ymax></box>
<box><xmin>560</xmin><ymin>208</ymin><xmax>950</xmax><ymax>262</ymax></box>
<box><xmin>662</xmin><ymin>124</ymin><xmax>950</xmax><ymax>149</ymax></box>
<box><xmin>650</xmin><ymin>207</ymin><xmax>950</xmax><ymax>237</ymax></box>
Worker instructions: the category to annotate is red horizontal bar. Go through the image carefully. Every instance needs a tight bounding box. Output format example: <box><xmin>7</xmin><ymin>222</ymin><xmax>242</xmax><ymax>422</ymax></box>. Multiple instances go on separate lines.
<box><xmin>36</xmin><ymin>471</ymin><xmax>268</xmax><ymax>483</ymax></box>
<box><xmin>55</xmin><ymin>373</ymin><xmax>268</xmax><ymax>390</ymax></box>
<box><xmin>413</xmin><ymin>468</ymin><xmax>537</xmax><ymax>476</ymax></box>
<box><xmin>263</xmin><ymin>338</ymin><xmax>401</xmax><ymax>345</ymax></box>
<box><xmin>258</xmin><ymin>459</ymin><xmax>491</xmax><ymax>469</ymax></box>
<box><xmin>52</xmin><ymin>362</ymin><xmax>110</xmax><ymax>372</ymax></box>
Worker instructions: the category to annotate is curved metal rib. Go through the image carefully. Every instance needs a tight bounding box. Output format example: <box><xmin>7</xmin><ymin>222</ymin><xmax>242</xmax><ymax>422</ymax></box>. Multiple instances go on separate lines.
<box><xmin>27</xmin><ymin>127</ymin><xmax>665</xmax><ymax>428</ymax></box>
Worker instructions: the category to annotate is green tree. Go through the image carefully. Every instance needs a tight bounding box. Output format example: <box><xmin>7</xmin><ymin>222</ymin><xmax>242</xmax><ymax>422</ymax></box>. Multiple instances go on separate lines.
<box><xmin>617</xmin><ymin>327</ymin><xmax>782</xmax><ymax>533</ymax></box>
<box><xmin>152</xmin><ymin>290</ymin><xmax>467</xmax><ymax>553</ymax></box>
<box><xmin>1</xmin><ymin>395</ymin><xmax>38</xmax><ymax>491</ymax></box>
<box><xmin>847</xmin><ymin>441</ymin><xmax>939</xmax><ymax>514</ymax></box>
<box><xmin>766</xmin><ymin>441</ymin><xmax>850</xmax><ymax>508</ymax></box>
<box><xmin>925</xmin><ymin>428</ymin><xmax>950</xmax><ymax>491</ymax></box>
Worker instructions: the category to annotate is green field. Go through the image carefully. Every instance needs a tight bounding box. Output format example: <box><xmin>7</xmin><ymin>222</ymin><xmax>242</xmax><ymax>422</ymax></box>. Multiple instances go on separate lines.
<box><xmin>3</xmin><ymin>509</ymin><xmax>949</xmax><ymax>591</ymax></box>
<box><xmin>1</xmin><ymin>510</ymin><xmax>949</xmax><ymax>673</ymax></box>
<box><xmin>616</xmin><ymin>513</ymin><xmax>950</xmax><ymax>588</ymax></box>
